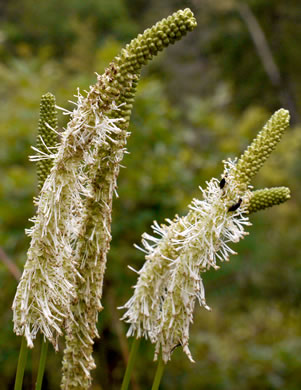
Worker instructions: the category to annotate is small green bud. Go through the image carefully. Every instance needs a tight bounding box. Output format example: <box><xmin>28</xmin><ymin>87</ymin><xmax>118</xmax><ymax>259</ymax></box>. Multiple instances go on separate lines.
<box><xmin>36</xmin><ymin>93</ymin><xmax>58</xmax><ymax>190</ymax></box>
<box><xmin>247</xmin><ymin>187</ymin><xmax>291</xmax><ymax>214</ymax></box>
<box><xmin>235</xmin><ymin>109</ymin><xmax>290</xmax><ymax>186</ymax></box>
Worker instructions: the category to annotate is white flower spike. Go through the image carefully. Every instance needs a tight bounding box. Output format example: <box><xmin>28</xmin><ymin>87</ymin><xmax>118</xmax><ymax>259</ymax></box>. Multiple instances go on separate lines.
<box><xmin>121</xmin><ymin>160</ymin><xmax>252</xmax><ymax>363</ymax></box>
<box><xmin>121</xmin><ymin>109</ymin><xmax>290</xmax><ymax>363</ymax></box>
<box><xmin>12</xmin><ymin>8</ymin><xmax>198</xmax><ymax>390</ymax></box>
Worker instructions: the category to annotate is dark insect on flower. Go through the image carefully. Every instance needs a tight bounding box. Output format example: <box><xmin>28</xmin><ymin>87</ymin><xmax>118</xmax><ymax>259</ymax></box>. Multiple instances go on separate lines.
<box><xmin>228</xmin><ymin>198</ymin><xmax>242</xmax><ymax>212</ymax></box>
<box><xmin>171</xmin><ymin>343</ymin><xmax>181</xmax><ymax>352</ymax></box>
<box><xmin>219</xmin><ymin>178</ymin><xmax>226</xmax><ymax>189</ymax></box>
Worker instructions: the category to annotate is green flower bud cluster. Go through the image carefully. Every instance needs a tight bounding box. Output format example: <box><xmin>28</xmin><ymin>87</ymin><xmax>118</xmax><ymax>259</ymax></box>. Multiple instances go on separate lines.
<box><xmin>106</xmin><ymin>8</ymin><xmax>196</xmax><ymax>128</ymax></box>
<box><xmin>36</xmin><ymin>93</ymin><xmax>58</xmax><ymax>190</ymax></box>
<box><xmin>248</xmin><ymin>187</ymin><xmax>291</xmax><ymax>214</ymax></box>
<box><xmin>117</xmin><ymin>8</ymin><xmax>196</xmax><ymax>72</ymax></box>
<box><xmin>110</xmin><ymin>76</ymin><xmax>139</xmax><ymax>128</ymax></box>
<box><xmin>235</xmin><ymin>109</ymin><xmax>290</xmax><ymax>186</ymax></box>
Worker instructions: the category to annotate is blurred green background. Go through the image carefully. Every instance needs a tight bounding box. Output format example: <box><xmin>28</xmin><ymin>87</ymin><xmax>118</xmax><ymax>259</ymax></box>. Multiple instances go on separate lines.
<box><xmin>1</xmin><ymin>0</ymin><xmax>301</xmax><ymax>389</ymax></box>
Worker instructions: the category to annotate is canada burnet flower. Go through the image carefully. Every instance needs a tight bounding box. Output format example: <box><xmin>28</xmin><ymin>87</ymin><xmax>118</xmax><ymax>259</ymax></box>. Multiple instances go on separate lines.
<box><xmin>120</xmin><ymin>109</ymin><xmax>291</xmax><ymax>363</ymax></box>
<box><xmin>12</xmin><ymin>8</ymin><xmax>198</xmax><ymax>390</ymax></box>
<box><xmin>61</xmin><ymin>9</ymin><xmax>197</xmax><ymax>390</ymax></box>
<box><xmin>12</xmin><ymin>77</ymin><xmax>122</xmax><ymax>350</ymax></box>
<box><xmin>121</xmin><ymin>160</ymin><xmax>252</xmax><ymax>363</ymax></box>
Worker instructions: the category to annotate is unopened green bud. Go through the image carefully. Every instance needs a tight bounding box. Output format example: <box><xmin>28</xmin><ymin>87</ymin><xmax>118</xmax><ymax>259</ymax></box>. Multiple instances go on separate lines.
<box><xmin>108</xmin><ymin>8</ymin><xmax>197</xmax><ymax>128</ymax></box>
<box><xmin>235</xmin><ymin>109</ymin><xmax>290</xmax><ymax>186</ymax></box>
<box><xmin>247</xmin><ymin>187</ymin><xmax>291</xmax><ymax>214</ymax></box>
<box><xmin>36</xmin><ymin>93</ymin><xmax>58</xmax><ymax>190</ymax></box>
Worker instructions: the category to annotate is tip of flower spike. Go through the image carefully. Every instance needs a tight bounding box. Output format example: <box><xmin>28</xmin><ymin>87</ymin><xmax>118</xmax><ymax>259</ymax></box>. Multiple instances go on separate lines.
<box><xmin>247</xmin><ymin>186</ymin><xmax>291</xmax><ymax>214</ymax></box>
<box><xmin>36</xmin><ymin>92</ymin><xmax>58</xmax><ymax>190</ymax></box>
<box><xmin>235</xmin><ymin>109</ymin><xmax>290</xmax><ymax>186</ymax></box>
<box><xmin>115</xmin><ymin>8</ymin><xmax>197</xmax><ymax>75</ymax></box>
<box><xmin>107</xmin><ymin>9</ymin><xmax>197</xmax><ymax>131</ymax></box>
<box><xmin>41</xmin><ymin>92</ymin><xmax>56</xmax><ymax>101</ymax></box>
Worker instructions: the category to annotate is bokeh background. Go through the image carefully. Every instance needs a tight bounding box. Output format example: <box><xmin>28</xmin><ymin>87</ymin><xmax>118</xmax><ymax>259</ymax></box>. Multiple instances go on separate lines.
<box><xmin>1</xmin><ymin>0</ymin><xmax>301</xmax><ymax>389</ymax></box>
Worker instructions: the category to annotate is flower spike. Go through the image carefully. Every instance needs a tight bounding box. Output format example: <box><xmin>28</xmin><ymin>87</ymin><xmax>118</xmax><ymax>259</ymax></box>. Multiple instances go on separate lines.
<box><xmin>247</xmin><ymin>187</ymin><xmax>291</xmax><ymax>214</ymax></box>
<box><xmin>121</xmin><ymin>159</ymin><xmax>252</xmax><ymax>363</ymax></box>
<box><xmin>110</xmin><ymin>7</ymin><xmax>197</xmax><ymax>128</ymax></box>
<box><xmin>235</xmin><ymin>108</ymin><xmax>290</xmax><ymax>186</ymax></box>
<box><xmin>12</xmin><ymin>8</ymin><xmax>197</xmax><ymax>390</ymax></box>
<box><xmin>61</xmin><ymin>9</ymin><xmax>197</xmax><ymax>389</ymax></box>
<box><xmin>121</xmin><ymin>109</ymin><xmax>291</xmax><ymax>364</ymax></box>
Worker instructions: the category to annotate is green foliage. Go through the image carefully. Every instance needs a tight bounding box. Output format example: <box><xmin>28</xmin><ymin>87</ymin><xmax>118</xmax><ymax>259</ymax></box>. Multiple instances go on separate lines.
<box><xmin>1</xmin><ymin>0</ymin><xmax>138</xmax><ymax>59</ymax></box>
<box><xmin>0</xmin><ymin>0</ymin><xmax>300</xmax><ymax>389</ymax></box>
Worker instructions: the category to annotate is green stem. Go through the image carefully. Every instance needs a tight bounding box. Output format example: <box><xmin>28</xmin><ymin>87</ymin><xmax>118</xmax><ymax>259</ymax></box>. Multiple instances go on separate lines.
<box><xmin>121</xmin><ymin>338</ymin><xmax>141</xmax><ymax>390</ymax></box>
<box><xmin>35</xmin><ymin>339</ymin><xmax>48</xmax><ymax>390</ymax></box>
<box><xmin>14</xmin><ymin>336</ymin><xmax>29</xmax><ymax>390</ymax></box>
<box><xmin>151</xmin><ymin>354</ymin><xmax>165</xmax><ymax>390</ymax></box>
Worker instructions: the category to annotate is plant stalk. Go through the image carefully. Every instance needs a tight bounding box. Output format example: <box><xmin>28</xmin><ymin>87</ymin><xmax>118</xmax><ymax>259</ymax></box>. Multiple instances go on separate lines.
<box><xmin>14</xmin><ymin>336</ymin><xmax>28</xmax><ymax>390</ymax></box>
<box><xmin>151</xmin><ymin>354</ymin><xmax>165</xmax><ymax>390</ymax></box>
<box><xmin>35</xmin><ymin>339</ymin><xmax>48</xmax><ymax>390</ymax></box>
<box><xmin>121</xmin><ymin>338</ymin><xmax>141</xmax><ymax>390</ymax></box>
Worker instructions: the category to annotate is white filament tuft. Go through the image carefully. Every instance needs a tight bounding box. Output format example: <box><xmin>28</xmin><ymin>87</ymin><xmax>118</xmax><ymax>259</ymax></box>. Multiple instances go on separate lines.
<box><xmin>120</xmin><ymin>160</ymin><xmax>252</xmax><ymax>363</ymax></box>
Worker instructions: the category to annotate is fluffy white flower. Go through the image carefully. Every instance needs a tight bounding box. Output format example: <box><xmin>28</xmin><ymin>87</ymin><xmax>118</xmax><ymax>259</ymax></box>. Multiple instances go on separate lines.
<box><xmin>12</xmin><ymin>74</ymin><xmax>123</xmax><ymax>350</ymax></box>
<box><xmin>121</xmin><ymin>160</ymin><xmax>252</xmax><ymax>363</ymax></box>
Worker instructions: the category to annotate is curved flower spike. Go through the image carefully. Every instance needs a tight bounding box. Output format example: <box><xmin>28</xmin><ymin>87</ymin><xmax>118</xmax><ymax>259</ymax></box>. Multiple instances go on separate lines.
<box><xmin>61</xmin><ymin>9</ymin><xmax>197</xmax><ymax>390</ymax></box>
<box><xmin>121</xmin><ymin>109</ymin><xmax>291</xmax><ymax>364</ymax></box>
<box><xmin>107</xmin><ymin>8</ymin><xmax>197</xmax><ymax>129</ymax></box>
<box><xmin>12</xmin><ymin>8</ymin><xmax>197</xmax><ymax>390</ymax></box>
